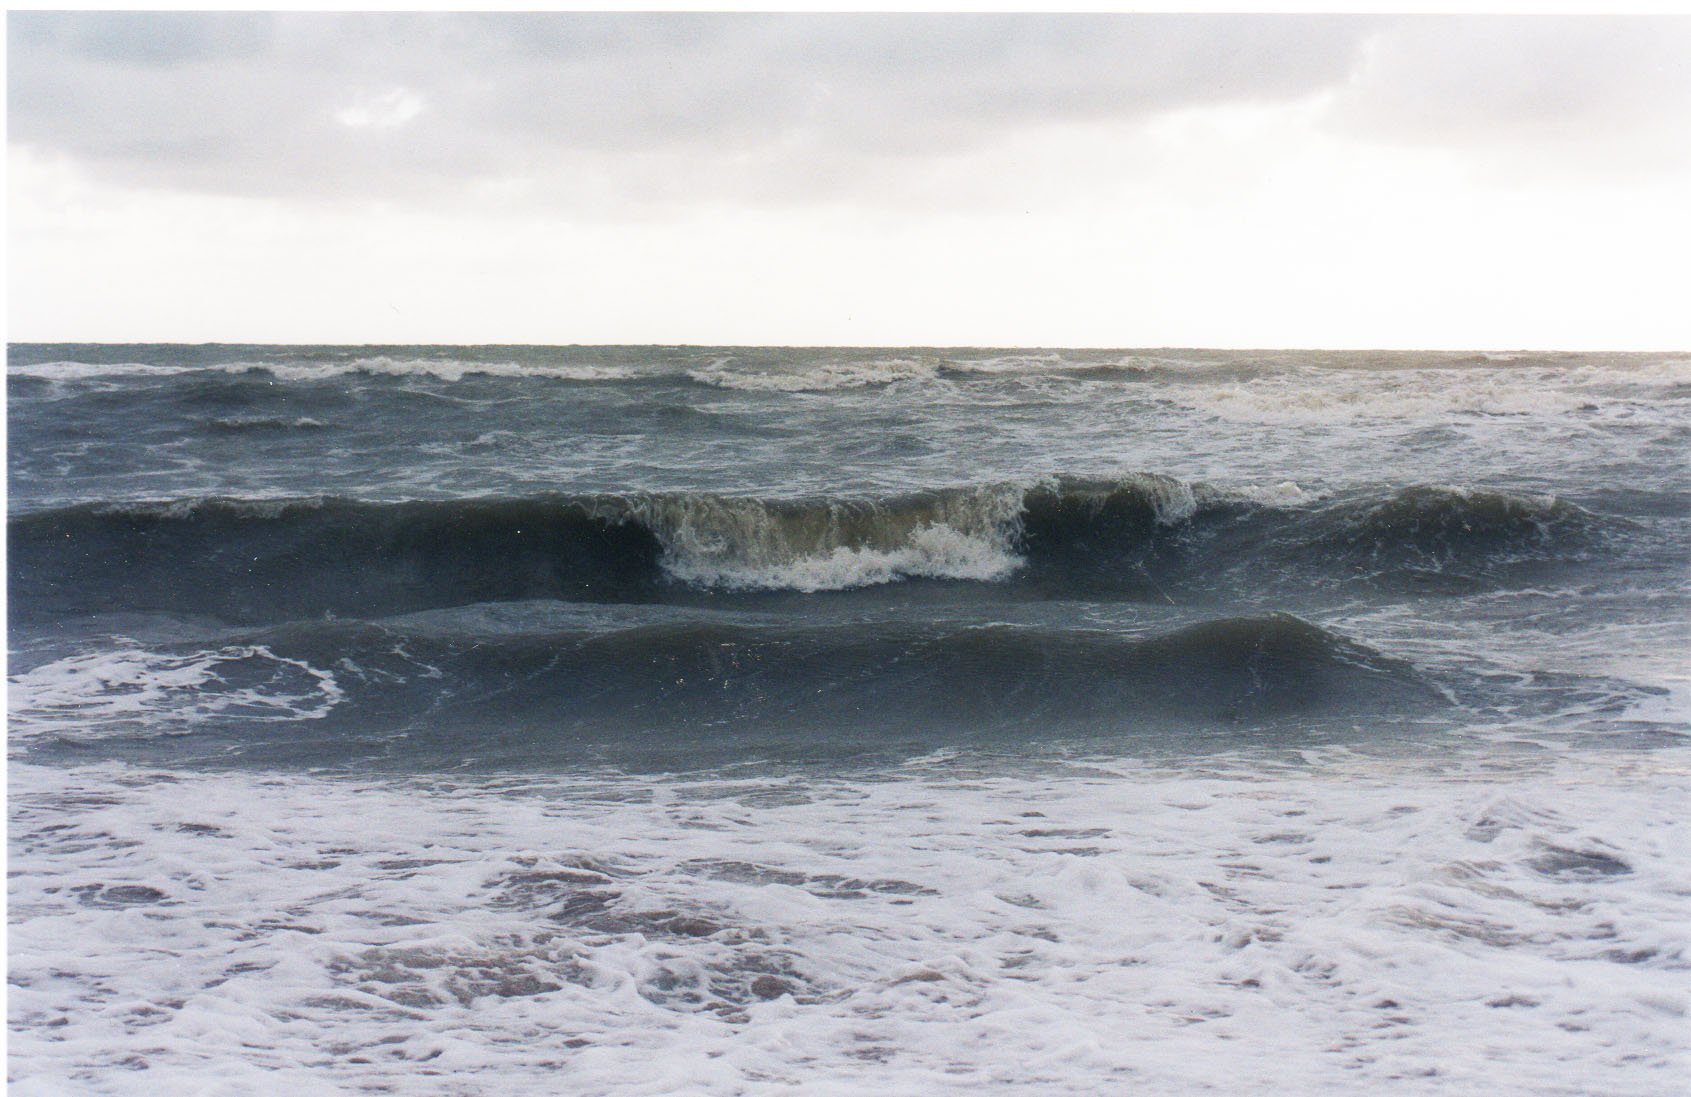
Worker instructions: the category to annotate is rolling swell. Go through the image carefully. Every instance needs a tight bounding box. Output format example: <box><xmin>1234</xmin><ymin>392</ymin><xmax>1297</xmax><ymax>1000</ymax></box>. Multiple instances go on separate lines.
<box><xmin>8</xmin><ymin>479</ymin><xmax>1626</xmax><ymax>626</ymax></box>
<box><xmin>10</xmin><ymin>613</ymin><xmax>1446</xmax><ymax>766</ymax></box>
<box><xmin>9</xmin><ymin>496</ymin><xmax>667</xmax><ymax>625</ymax></box>
<box><xmin>1330</xmin><ymin>485</ymin><xmax>1613</xmax><ymax>562</ymax></box>
<box><xmin>1309</xmin><ymin>486</ymin><xmax>1623</xmax><ymax>595</ymax></box>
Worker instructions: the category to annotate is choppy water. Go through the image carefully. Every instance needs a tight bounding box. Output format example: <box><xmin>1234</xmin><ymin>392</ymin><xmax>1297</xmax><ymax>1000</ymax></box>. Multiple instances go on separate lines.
<box><xmin>8</xmin><ymin>345</ymin><xmax>1690</xmax><ymax>1094</ymax></box>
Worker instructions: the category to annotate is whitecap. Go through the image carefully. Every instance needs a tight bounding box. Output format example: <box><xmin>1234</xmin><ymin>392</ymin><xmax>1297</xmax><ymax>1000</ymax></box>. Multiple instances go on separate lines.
<box><xmin>635</xmin><ymin>486</ymin><xmax>1026</xmax><ymax>592</ymax></box>
<box><xmin>686</xmin><ymin>358</ymin><xmax>937</xmax><ymax>392</ymax></box>
<box><xmin>9</xmin><ymin>361</ymin><xmax>200</xmax><ymax>381</ymax></box>
<box><xmin>253</xmin><ymin>357</ymin><xmax>642</xmax><ymax>383</ymax></box>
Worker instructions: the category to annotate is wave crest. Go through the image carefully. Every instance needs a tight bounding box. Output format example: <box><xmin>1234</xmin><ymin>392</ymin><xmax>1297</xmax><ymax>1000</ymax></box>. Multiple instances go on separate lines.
<box><xmin>1335</xmin><ymin>486</ymin><xmax>1607</xmax><ymax>565</ymax></box>
<box><xmin>11</xmin><ymin>357</ymin><xmax>643</xmax><ymax>384</ymax></box>
<box><xmin>8</xmin><ymin>478</ymin><xmax>1626</xmax><ymax>623</ymax></box>
<box><xmin>685</xmin><ymin>358</ymin><xmax>937</xmax><ymax>392</ymax></box>
<box><xmin>633</xmin><ymin>487</ymin><xmax>1025</xmax><ymax>591</ymax></box>
<box><xmin>10</xmin><ymin>361</ymin><xmax>199</xmax><ymax>381</ymax></box>
<box><xmin>257</xmin><ymin>357</ymin><xmax>643</xmax><ymax>383</ymax></box>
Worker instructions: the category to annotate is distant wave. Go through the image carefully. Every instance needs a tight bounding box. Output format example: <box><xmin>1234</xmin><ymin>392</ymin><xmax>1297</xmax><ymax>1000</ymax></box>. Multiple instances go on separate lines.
<box><xmin>16</xmin><ymin>354</ymin><xmax>1687</xmax><ymax>403</ymax></box>
<box><xmin>1171</xmin><ymin>360</ymin><xmax>1691</xmax><ymax>425</ymax></box>
<box><xmin>253</xmin><ymin>357</ymin><xmax>647</xmax><ymax>383</ymax></box>
<box><xmin>10</xmin><ymin>357</ymin><xmax>646</xmax><ymax>384</ymax></box>
<box><xmin>2</xmin><ymin>351</ymin><xmax>1214</xmax><ymax>390</ymax></box>
<box><xmin>204</xmin><ymin>416</ymin><xmax>329</xmax><ymax>433</ymax></box>
<box><xmin>1330</xmin><ymin>485</ymin><xmax>1608</xmax><ymax>562</ymax></box>
<box><xmin>9</xmin><ymin>361</ymin><xmax>202</xmax><ymax>381</ymax></box>
<box><xmin>9</xmin><ymin>477</ymin><xmax>1630</xmax><ymax>626</ymax></box>
<box><xmin>940</xmin><ymin>353</ymin><xmax>1067</xmax><ymax>374</ymax></box>
<box><xmin>685</xmin><ymin>357</ymin><xmax>938</xmax><ymax>392</ymax></box>
<box><xmin>684</xmin><ymin>354</ymin><xmax>1164</xmax><ymax>389</ymax></box>
<box><xmin>940</xmin><ymin>353</ymin><xmax>1183</xmax><ymax>376</ymax></box>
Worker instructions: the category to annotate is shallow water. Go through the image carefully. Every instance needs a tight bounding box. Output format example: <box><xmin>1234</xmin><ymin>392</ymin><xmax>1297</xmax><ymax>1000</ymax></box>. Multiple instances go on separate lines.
<box><xmin>11</xmin><ymin>750</ymin><xmax>1690</xmax><ymax>1095</ymax></box>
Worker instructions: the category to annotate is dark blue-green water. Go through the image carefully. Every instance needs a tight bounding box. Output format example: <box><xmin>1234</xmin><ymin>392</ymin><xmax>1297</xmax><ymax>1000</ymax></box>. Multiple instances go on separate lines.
<box><xmin>9</xmin><ymin>345</ymin><xmax>1687</xmax><ymax>770</ymax></box>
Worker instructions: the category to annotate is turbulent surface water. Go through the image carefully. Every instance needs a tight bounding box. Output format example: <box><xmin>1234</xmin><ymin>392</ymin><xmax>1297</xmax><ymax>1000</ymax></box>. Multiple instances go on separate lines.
<box><xmin>8</xmin><ymin>345</ymin><xmax>1690</xmax><ymax>1094</ymax></box>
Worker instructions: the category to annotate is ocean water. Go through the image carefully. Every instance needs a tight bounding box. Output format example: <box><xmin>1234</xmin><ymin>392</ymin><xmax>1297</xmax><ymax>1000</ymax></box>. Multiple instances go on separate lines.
<box><xmin>8</xmin><ymin>344</ymin><xmax>1689</xmax><ymax>1094</ymax></box>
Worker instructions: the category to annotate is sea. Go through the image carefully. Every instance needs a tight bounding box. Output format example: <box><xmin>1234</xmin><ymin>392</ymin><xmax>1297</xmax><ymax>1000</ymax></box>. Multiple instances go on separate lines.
<box><xmin>8</xmin><ymin>344</ymin><xmax>1689</xmax><ymax>1095</ymax></box>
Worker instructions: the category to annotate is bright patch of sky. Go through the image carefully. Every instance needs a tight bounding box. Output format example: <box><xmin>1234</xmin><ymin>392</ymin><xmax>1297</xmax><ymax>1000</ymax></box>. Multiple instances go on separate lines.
<box><xmin>335</xmin><ymin>89</ymin><xmax>426</xmax><ymax>130</ymax></box>
<box><xmin>8</xmin><ymin>12</ymin><xmax>1689</xmax><ymax>347</ymax></box>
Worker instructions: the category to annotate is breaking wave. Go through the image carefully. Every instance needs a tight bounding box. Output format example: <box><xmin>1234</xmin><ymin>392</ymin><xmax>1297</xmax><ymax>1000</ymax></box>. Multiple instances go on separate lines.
<box><xmin>9</xmin><ymin>357</ymin><xmax>645</xmax><ymax>384</ymax></box>
<box><xmin>1173</xmin><ymin>360</ymin><xmax>1691</xmax><ymax>425</ymax></box>
<box><xmin>253</xmin><ymin>357</ymin><xmax>646</xmax><ymax>383</ymax></box>
<box><xmin>9</xmin><ymin>361</ymin><xmax>201</xmax><ymax>381</ymax></box>
<box><xmin>685</xmin><ymin>357</ymin><xmax>938</xmax><ymax>392</ymax></box>
<box><xmin>8</xmin><ymin>477</ymin><xmax>1629</xmax><ymax>626</ymax></box>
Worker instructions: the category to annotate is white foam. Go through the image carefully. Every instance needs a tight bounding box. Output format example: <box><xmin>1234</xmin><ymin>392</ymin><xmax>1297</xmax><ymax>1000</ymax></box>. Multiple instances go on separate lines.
<box><xmin>663</xmin><ymin>523</ymin><xmax>1021</xmax><ymax>592</ymax></box>
<box><xmin>1622</xmin><ymin>678</ymin><xmax>1691</xmax><ymax>726</ymax></box>
<box><xmin>10</xmin><ymin>749</ymin><xmax>1688</xmax><ymax>1095</ymax></box>
<box><xmin>943</xmin><ymin>353</ymin><xmax>1067</xmax><ymax>375</ymax></box>
<box><xmin>1219</xmin><ymin>479</ymin><xmax>1320</xmax><ymax>507</ymax></box>
<box><xmin>209</xmin><ymin>416</ymin><xmax>328</xmax><ymax>430</ymax></box>
<box><xmin>686</xmin><ymin>358</ymin><xmax>937</xmax><ymax>392</ymax></box>
<box><xmin>1171</xmin><ymin>361</ymin><xmax>1691</xmax><ymax>427</ymax></box>
<box><xmin>1186</xmin><ymin>372</ymin><xmax>1579</xmax><ymax>425</ymax></box>
<box><xmin>1562</xmin><ymin>357</ymin><xmax>1691</xmax><ymax>387</ymax></box>
<box><xmin>10</xmin><ymin>361</ymin><xmax>200</xmax><ymax>381</ymax></box>
<box><xmin>636</xmin><ymin>487</ymin><xmax>1027</xmax><ymax>592</ymax></box>
<box><xmin>8</xmin><ymin>645</ymin><xmax>343</xmax><ymax>739</ymax></box>
<box><xmin>632</xmin><ymin>473</ymin><xmax>1282</xmax><ymax>592</ymax></box>
<box><xmin>90</xmin><ymin>495</ymin><xmax>328</xmax><ymax>520</ymax></box>
<box><xmin>257</xmin><ymin>357</ymin><xmax>643</xmax><ymax>383</ymax></box>
<box><xmin>11</xmin><ymin>357</ymin><xmax>644</xmax><ymax>384</ymax></box>
<box><xmin>1140</xmin><ymin>474</ymin><xmax>1200</xmax><ymax>525</ymax></box>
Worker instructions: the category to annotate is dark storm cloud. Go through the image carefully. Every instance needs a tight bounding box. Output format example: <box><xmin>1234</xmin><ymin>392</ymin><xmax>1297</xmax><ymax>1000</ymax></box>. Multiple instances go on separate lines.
<box><xmin>8</xmin><ymin>12</ymin><xmax>1688</xmax><ymax>207</ymax></box>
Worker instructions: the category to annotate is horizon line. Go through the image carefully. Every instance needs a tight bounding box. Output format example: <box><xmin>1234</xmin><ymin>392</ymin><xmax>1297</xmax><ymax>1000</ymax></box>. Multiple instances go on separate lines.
<box><xmin>7</xmin><ymin>341</ymin><xmax>1686</xmax><ymax>355</ymax></box>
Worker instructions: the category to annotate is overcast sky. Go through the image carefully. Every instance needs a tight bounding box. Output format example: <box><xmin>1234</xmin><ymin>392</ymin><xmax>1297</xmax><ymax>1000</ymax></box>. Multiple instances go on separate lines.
<box><xmin>8</xmin><ymin>12</ymin><xmax>1690</xmax><ymax>347</ymax></box>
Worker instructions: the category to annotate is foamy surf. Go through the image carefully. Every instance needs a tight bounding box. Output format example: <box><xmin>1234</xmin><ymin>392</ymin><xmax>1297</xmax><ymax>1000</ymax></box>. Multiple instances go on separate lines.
<box><xmin>8</xmin><ymin>644</ymin><xmax>344</xmax><ymax>739</ymax></box>
<box><xmin>10</xmin><ymin>750</ymin><xmax>1688</xmax><ymax>1096</ymax></box>
<box><xmin>1169</xmin><ymin>361</ymin><xmax>1691</xmax><ymax>426</ymax></box>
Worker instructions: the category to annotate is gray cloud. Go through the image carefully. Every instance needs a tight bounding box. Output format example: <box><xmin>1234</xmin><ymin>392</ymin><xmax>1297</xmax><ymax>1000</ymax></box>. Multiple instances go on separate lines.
<box><xmin>9</xmin><ymin>13</ymin><xmax>1687</xmax><ymax>211</ymax></box>
<box><xmin>8</xmin><ymin>10</ymin><xmax>273</xmax><ymax>66</ymax></box>
<box><xmin>1332</xmin><ymin>17</ymin><xmax>1691</xmax><ymax>170</ymax></box>
<box><xmin>7</xmin><ymin>14</ymin><xmax>1371</xmax><ymax>202</ymax></box>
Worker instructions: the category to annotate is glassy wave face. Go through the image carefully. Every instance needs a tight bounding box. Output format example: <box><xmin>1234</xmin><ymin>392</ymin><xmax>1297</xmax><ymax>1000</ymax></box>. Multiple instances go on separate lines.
<box><xmin>8</xmin><ymin>344</ymin><xmax>1688</xmax><ymax>768</ymax></box>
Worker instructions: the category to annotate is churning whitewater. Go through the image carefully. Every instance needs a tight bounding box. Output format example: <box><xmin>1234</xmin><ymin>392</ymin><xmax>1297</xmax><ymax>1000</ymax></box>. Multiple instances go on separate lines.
<box><xmin>8</xmin><ymin>345</ymin><xmax>1690</xmax><ymax>1095</ymax></box>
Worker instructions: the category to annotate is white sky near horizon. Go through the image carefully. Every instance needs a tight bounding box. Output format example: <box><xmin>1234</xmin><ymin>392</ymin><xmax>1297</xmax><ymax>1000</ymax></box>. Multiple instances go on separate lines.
<box><xmin>6</xmin><ymin>11</ymin><xmax>1691</xmax><ymax>349</ymax></box>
